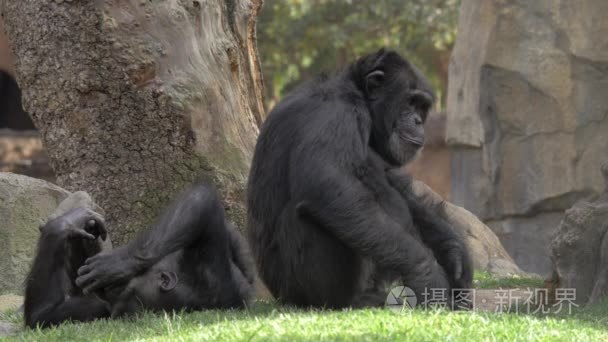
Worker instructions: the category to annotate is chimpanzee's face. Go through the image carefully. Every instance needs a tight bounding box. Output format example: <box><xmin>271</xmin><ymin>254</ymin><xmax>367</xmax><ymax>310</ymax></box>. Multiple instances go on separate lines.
<box><xmin>100</xmin><ymin>253</ymin><xmax>191</xmax><ymax>317</ymax></box>
<box><xmin>363</xmin><ymin>50</ymin><xmax>435</xmax><ymax>166</ymax></box>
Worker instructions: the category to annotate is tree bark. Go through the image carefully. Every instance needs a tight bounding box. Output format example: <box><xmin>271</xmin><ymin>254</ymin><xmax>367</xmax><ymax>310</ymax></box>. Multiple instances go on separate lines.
<box><xmin>1</xmin><ymin>0</ymin><xmax>265</xmax><ymax>244</ymax></box>
<box><xmin>0</xmin><ymin>16</ymin><xmax>14</xmax><ymax>75</ymax></box>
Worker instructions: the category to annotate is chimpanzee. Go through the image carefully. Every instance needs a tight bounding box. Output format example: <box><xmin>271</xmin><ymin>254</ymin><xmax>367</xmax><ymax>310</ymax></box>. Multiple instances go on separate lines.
<box><xmin>247</xmin><ymin>48</ymin><xmax>472</xmax><ymax>308</ymax></box>
<box><xmin>24</xmin><ymin>184</ymin><xmax>255</xmax><ymax>328</ymax></box>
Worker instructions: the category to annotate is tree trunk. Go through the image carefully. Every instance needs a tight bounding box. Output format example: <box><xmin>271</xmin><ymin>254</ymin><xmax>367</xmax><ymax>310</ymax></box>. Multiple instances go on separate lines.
<box><xmin>1</xmin><ymin>0</ymin><xmax>265</xmax><ymax>244</ymax></box>
<box><xmin>0</xmin><ymin>16</ymin><xmax>14</xmax><ymax>75</ymax></box>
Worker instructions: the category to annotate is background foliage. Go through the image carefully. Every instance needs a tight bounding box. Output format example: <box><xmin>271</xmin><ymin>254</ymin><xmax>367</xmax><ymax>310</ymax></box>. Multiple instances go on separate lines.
<box><xmin>257</xmin><ymin>0</ymin><xmax>460</xmax><ymax>109</ymax></box>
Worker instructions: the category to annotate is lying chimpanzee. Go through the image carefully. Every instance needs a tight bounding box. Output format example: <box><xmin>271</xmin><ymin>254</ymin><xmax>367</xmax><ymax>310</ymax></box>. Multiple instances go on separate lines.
<box><xmin>24</xmin><ymin>184</ymin><xmax>255</xmax><ymax>328</ymax></box>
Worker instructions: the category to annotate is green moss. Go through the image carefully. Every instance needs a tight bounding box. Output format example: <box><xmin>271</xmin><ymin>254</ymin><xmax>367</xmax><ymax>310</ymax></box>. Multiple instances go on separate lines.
<box><xmin>114</xmin><ymin>153</ymin><xmax>249</xmax><ymax>245</ymax></box>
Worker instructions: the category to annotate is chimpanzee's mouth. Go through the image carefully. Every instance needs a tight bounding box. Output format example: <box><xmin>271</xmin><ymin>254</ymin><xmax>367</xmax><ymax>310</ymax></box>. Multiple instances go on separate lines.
<box><xmin>402</xmin><ymin>137</ymin><xmax>424</xmax><ymax>146</ymax></box>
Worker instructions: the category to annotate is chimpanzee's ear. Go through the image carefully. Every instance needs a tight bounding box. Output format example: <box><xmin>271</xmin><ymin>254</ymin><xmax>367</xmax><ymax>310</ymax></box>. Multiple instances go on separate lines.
<box><xmin>365</xmin><ymin>70</ymin><xmax>385</xmax><ymax>94</ymax></box>
<box><xmin>159</xmin><ymin>271</ymin><xmax>178</xmax><ymax>292</ymax></box>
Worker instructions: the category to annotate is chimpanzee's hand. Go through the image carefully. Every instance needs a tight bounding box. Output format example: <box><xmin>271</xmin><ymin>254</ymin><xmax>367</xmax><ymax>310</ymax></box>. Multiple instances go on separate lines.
<box><xmin>75</xmin><ymin>247</ymin><xmax>140</xmax><ymax>294</ymax></box>
<box><xmin>385</xmin><ymin>168</ymin><xmax>473</xmax><ymax>288</ymax></box>
<box><xmin>439</xmin><ymin>239</ymin><xmax>472</xmax><ymax>289</ymax></box>
<box><xmin>42</xmin><ymin>207</ymin><xmax>107</xmax><ymax>241</ymax></box>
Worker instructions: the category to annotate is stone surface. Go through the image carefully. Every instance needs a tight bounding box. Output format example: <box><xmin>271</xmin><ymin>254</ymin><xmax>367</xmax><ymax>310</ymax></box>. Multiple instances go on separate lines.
<box><xmin>0</xmin><ymin>172</ymin><xmax>70</xmax><ymax>294</ymax></box>
<box><xmin>411</xmin><ymin>180</ymin><xmax>523</xmax><ymax>276</ymax></box>
<box><xmin>0</xmin><ymin>174</ymin><xmax>108</xmax><ymax>295</ymax></box>
<box><xmin>0</xmin><ymin>294</ymin><xmax>22</xmax><ymax>312</ymax></box>
<box><xmin>473</xmin><ymin>289</ymin><xmax>538</xmax><ymax>313</ymax></box>
<box><xmin>48</xmin><ymin>190</ymin><xmax>104</xmax><ymax>221</ymax></box>
<box><xmin>550</xmin><ymin>163</ymin><xmax>608</xmax><ymax>305</ymax></box>
<box><xmin>447</xmin><ymin>0</ymin><xmax>608</xmax><ymax>275</ymax></box>
<box><xmin>487</xmin><ymin>213</ymin><xmax>564</xmax><ymax>276</ymax></box>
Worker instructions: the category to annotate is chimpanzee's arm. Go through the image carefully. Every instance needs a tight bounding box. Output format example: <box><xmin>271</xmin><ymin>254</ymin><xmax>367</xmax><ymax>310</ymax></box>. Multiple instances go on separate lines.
<box><xmin>24</xmin><ymin>208</ymin><xmax>109</xmax><ymax>328</ymax></box>
<box><xmin>76</xmin><ymin>184</ymin><xmax>226</xmax><ymax>293</ymax></box>
<box><xmin>226</xmin><ymin>222</ymin><xmax>256</xmax><ymax>286</ymax></box>
<box><xmin>296</xmin><ymin>163</ymin><xmax>450</xmax><ymax>299</ymax></box>
<box><xmin>385</xmin><ymin>169</ymin><xmax>472</xmax><ymax>288</ymax></box>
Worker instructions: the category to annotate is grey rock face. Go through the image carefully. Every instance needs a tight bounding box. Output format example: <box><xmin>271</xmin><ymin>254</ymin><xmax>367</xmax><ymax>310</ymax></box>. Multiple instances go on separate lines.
<box><xmin>550</xmin><ymin>163</ymin><xmax>608</xmax><ymax>305</ymax></box>
<box><xmin>487</xmin><ymin>213</ymin><xmax>564</xmax><ymax>276</ymax></box>
<box><xmin>447</xmin><ymin>0</ymin><xmax>608</xmax><ymax>276</ymax></box>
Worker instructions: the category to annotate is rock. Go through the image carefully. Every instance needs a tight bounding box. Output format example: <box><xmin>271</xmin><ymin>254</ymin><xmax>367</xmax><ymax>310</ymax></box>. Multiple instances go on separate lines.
<box><xmin>0</xmin><ymin>172</ymin><xmax>70</xmax><ymax>294</ymax></box>
<box><xmin>0</xmin><ymin>294</ymin><xmax>23</xmax><ymax>312</ymax></box>
<box><xmin>487</xmin><ymin>258</ymin><xmax>524</xmax><ymax>278</ymax></box>
<box><xmin>48</xmin><ymin>190</ymin><xmax>105</xmax><ymax>220</ymax></box>
<box><xmin>0</xmin><ymin>173</ymin><xmax>107</xmax><ymax>294</ymax></box>
<box><xmin>550</xmin><ymin>162</ymin><xmax>608</xmax><ymax>305</ymax></box>
<box><xmin>411</xmin><ymin>180</ymin><xmax>524</xmax><ymax>276</ymax></box>
<box><xmin>474</xmin><ymin>289</ymin><xmax>534</xmax><ymax>313</ymax></box>
<box><xmin>447</xmin><ymin>0</ymin><xmax>608</xmax><ymax>276</ymax></box>
<box><xmin>487</xmin><ymin>213</ymin><xmax>564</xmax><ymax>276</ymax></box>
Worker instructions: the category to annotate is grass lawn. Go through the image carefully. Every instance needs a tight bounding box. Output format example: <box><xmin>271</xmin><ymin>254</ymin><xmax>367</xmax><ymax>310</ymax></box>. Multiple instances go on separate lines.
<box><xmin>2</xmin><ymin>272</ymin><xmax>607</xmax><ymax>341</ymax></box>
<box><xmin>473</xmin><ymin>271</ymin><xmax>545</xmax><ymax>289</ymax></box>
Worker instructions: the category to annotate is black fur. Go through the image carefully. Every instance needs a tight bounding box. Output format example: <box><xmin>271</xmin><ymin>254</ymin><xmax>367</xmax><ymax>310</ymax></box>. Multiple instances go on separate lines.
<box><xmin>247</xmin><ymin>48</ymin><xmax>472</xmax><ymax>308</ymax></box>
<box><xmin>24</xmin><ymin>208</ymin><xmax>110</xmax><ymax>328</ymax></box>
<box><xmin>25</xmin><ymin>184</ymin><xmax>255</xmax><ymax>328</ymax></box>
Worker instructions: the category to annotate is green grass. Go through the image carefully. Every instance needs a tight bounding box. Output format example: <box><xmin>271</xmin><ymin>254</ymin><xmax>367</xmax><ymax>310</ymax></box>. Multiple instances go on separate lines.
<box><xmin>473</xmin><ymin>270</ymin><xmax>545</xmax><ymax>289</ymax></box>
<box><xmin>1</xmin><ymin>272</ymin><xmax>606</xmax><ymax>341</ymax></box>
<box><xmin>2</xmin><ymin>301</ymin><xmax>608</xmax><ymax>342</ymax></box>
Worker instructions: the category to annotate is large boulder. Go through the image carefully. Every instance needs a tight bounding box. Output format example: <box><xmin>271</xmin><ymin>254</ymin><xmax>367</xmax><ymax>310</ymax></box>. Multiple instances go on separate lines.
<box><xmin>550</xmin><ymin>162</ymin><xmax>608</xmax><ymax>305</ymax></box>
<box><xmin>447</xmin><ymin>0</ymin><xmax>608</xmax><ymax>276</ymax></box>
<box><xmin>0</xmin><ymin>172</ymin><xmax>69</xmax><ymax>294</ymax></box>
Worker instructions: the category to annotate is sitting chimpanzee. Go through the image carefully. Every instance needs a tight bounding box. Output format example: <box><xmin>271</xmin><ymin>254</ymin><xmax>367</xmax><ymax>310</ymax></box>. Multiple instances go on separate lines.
<box><xmin>24</xmin><ymin>184</ymin><xmax>255</xmax><ymax>328</ymax></box>
<box><xmin>247</xmin><ymin>48</ymin><xmax>472</xmax><ymax>308</ymax></box>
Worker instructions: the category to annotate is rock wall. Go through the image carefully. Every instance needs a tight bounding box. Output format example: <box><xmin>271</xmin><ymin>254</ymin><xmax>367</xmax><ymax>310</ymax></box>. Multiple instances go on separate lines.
<box><xmin>551</xmin><ymin>162</ymin><xmax>608</xmax><ymax>305</ymax></box>
<box><xmin>447</xmin><ymin>0</ymin><xmax>608</xmax><ymax>276</ymax></box>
